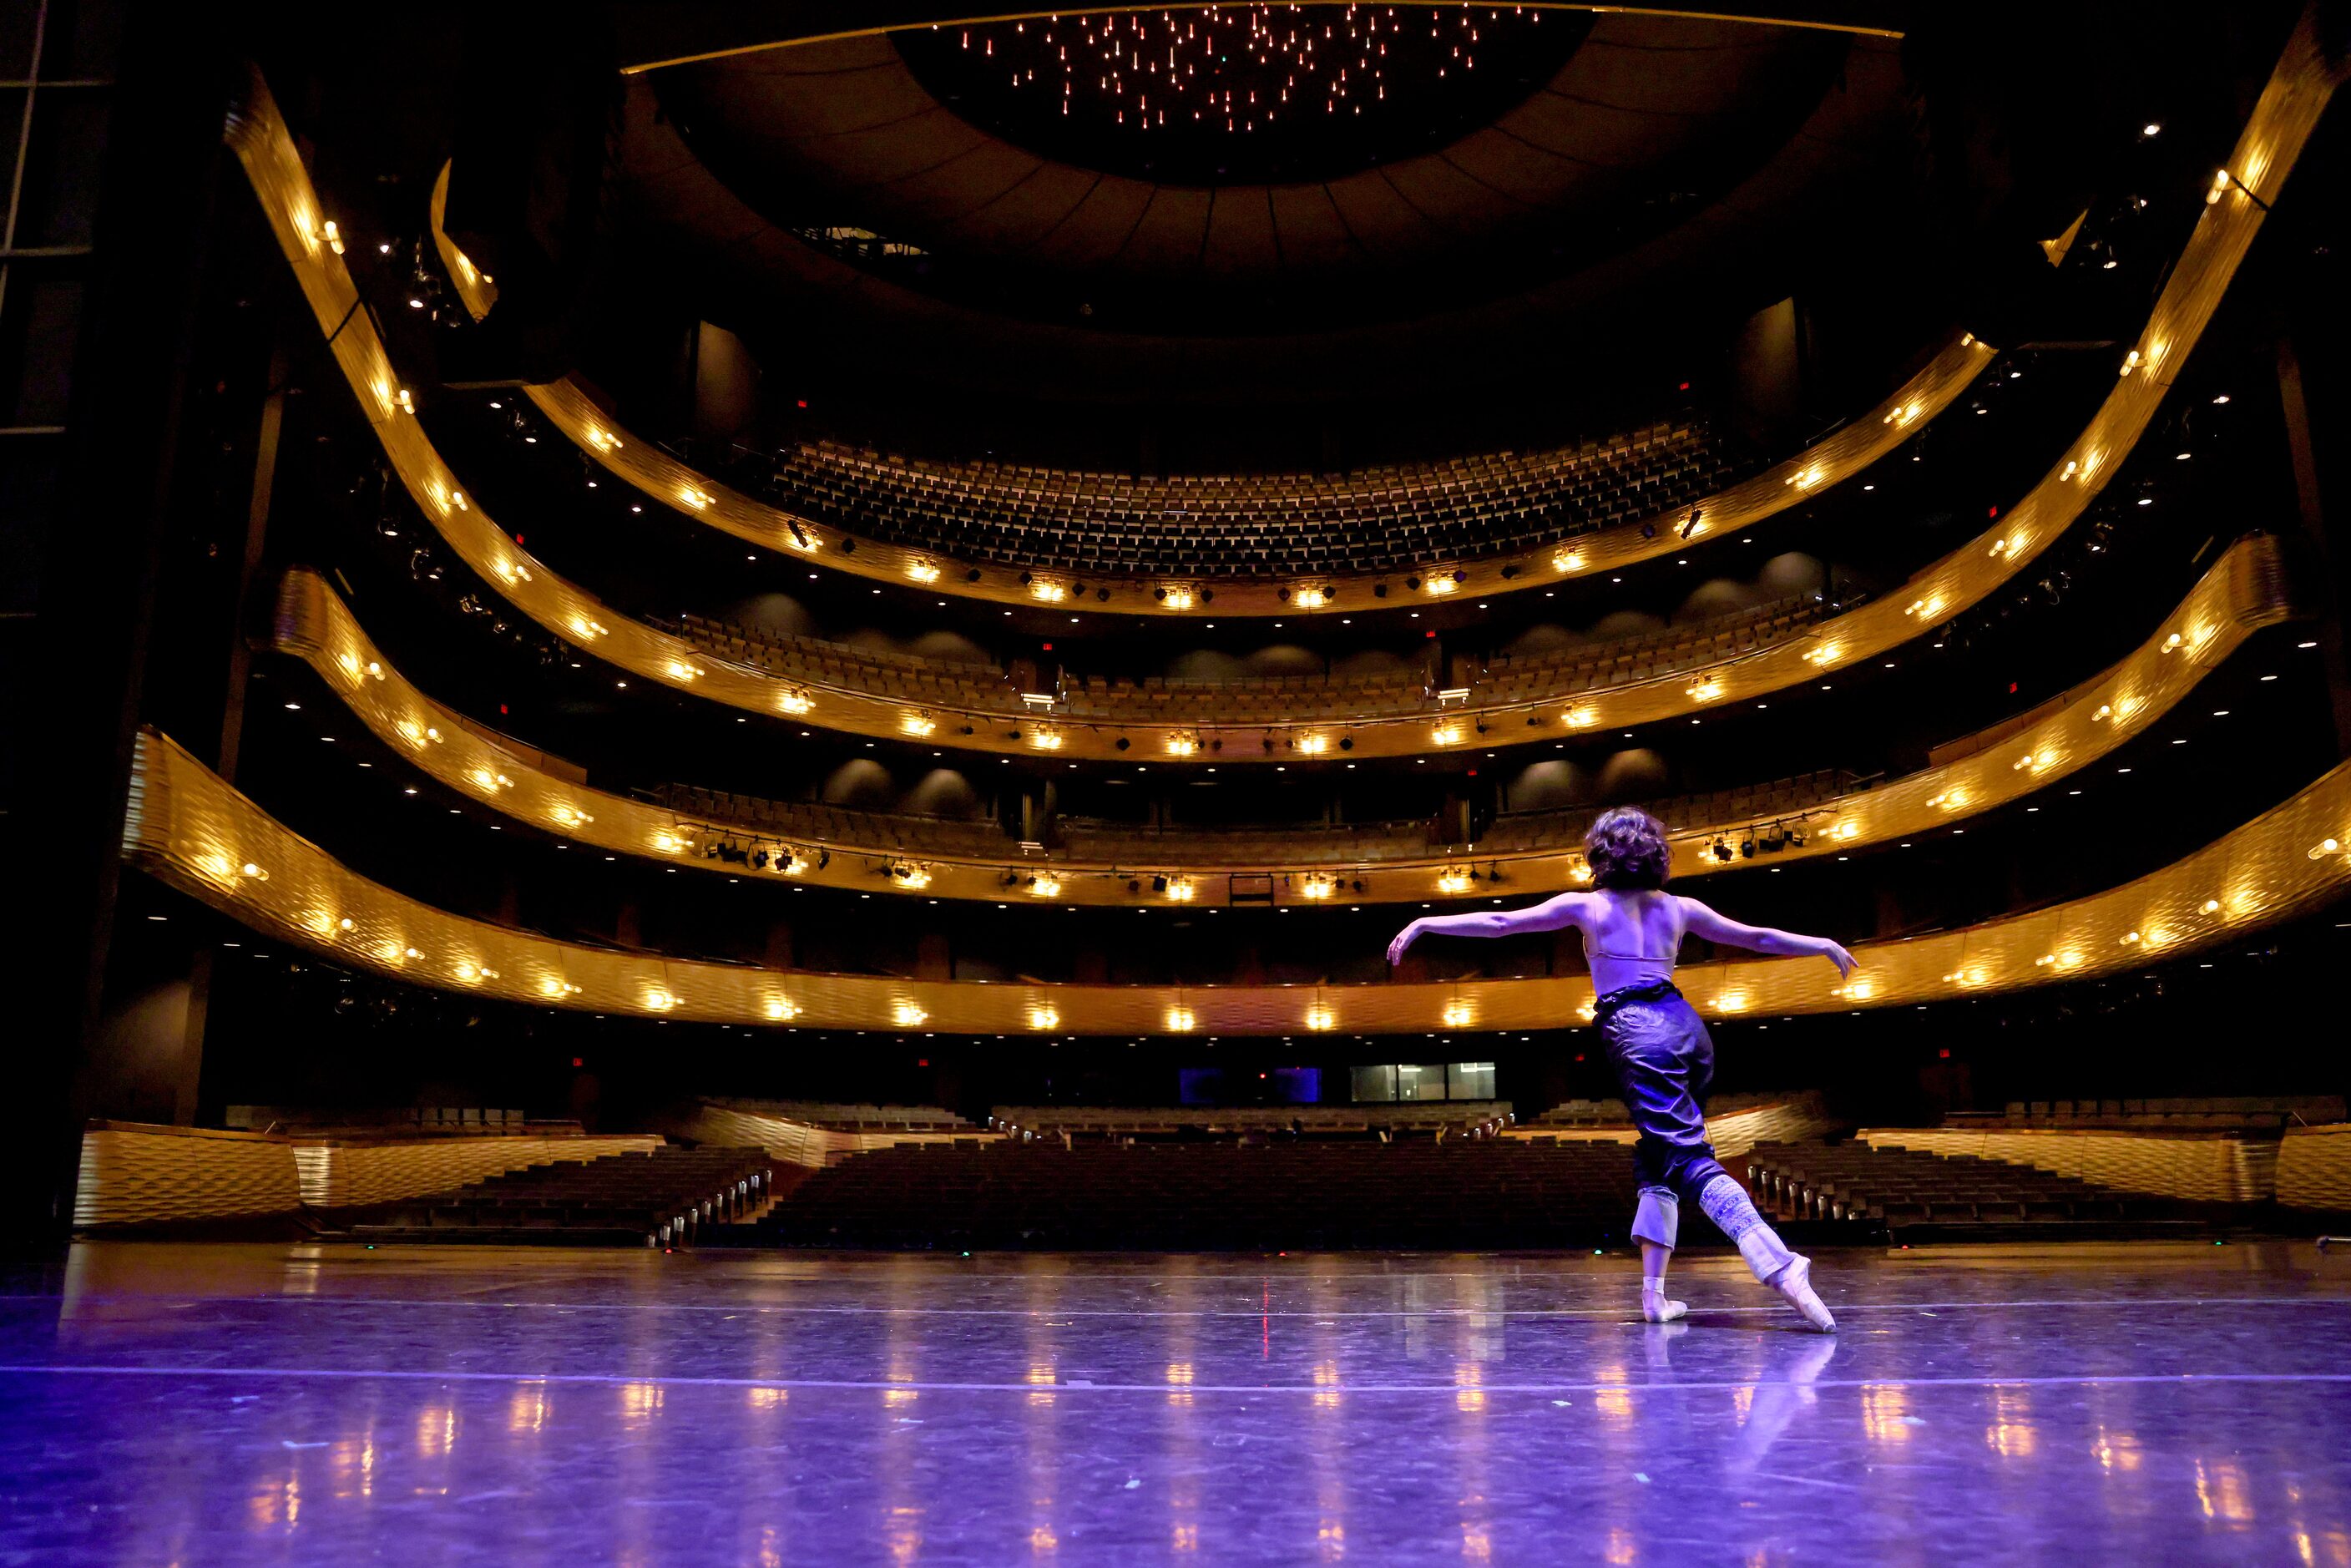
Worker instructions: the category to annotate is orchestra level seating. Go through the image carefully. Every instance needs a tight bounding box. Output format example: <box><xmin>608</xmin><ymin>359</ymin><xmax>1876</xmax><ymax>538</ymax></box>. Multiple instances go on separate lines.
<box><xmin>759</xmin><ymin>1139</ymin><xmax>1646</xmax><ymax>1249</ymax></box>
<box><xmin>351</xmin><ymin>1145</ymin><xmax>776</xmax><ymax>1246</ymax></box>
<box><xmin>1743</xmin><ymin>1142</ymin><xmax>2202</xmax><ymax>1236</ymax></box>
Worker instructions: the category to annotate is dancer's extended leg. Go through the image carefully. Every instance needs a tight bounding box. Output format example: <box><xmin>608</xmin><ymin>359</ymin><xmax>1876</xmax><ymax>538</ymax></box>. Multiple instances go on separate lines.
<box><xmin>1694</xmin><ymin>1173</ymin><xmax>1836</xmax><ymax>1333</ymax></box>
<box><xmin>1631</xmin><ymin>1188</ymin><xmax>1686</xmax><ymax>1322</ymax></box>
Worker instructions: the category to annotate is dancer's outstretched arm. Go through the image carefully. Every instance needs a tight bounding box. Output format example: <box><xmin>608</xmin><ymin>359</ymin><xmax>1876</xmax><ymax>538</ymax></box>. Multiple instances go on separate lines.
<box><xmin>1386</xmin><ymin>893</ymin><xmax>1585</xmax><ymax>966</ymax></box>
<box><xmin>1677</xmin><ymin>897</ymin><xmax>1858</xmax><ymax>977</ymax></box>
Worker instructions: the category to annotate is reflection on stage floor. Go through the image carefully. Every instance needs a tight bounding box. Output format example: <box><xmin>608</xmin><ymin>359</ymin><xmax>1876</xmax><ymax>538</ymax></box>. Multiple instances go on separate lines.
<box><xmin>3</xmin><ymin>1241</ymin><xmax>2347</xmax><ymax>1565</ymax></box>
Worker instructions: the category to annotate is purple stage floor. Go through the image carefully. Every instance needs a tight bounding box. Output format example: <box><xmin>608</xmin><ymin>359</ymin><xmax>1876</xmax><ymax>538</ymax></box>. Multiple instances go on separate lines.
<box><xmin>2</xmin><ymin>1241</ymin><xmax>2348</xmax><ymax>1564</ymax></box>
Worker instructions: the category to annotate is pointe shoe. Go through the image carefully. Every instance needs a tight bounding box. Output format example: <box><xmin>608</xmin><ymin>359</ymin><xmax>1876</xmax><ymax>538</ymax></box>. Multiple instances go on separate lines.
<box><xmin>1641</xmin><ymin>1282</ymin><xmax>1688</xmax><ymax>1323</ymax></box>
<box><xmin>1769</xmin><ymin>1254</ymin><xmax>1837</xmax><ymax>1333</ymax></box>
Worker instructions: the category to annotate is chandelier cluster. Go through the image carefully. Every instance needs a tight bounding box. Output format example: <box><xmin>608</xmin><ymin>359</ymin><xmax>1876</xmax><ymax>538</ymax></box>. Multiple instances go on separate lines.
<box><xmin>963</xmin><ymin>5</ymin><xmax>1518</xmax><ymax>135</ymax></box>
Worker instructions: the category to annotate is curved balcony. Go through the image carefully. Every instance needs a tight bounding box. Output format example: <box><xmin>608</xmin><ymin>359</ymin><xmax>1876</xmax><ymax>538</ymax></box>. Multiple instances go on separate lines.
<box><xmin>270</xmin><ymin>532</ymin><xmax>2296</xmax><ymax>905</ymax></box>
<box><xmin>440</xmin><ymin>192</ymin><xmax>1988</xmax><ymax>617</ymax></box>
<box><xmin>225</xmin><ymin>24</ymin><xmax>2336</xmax><ymax>761</ymax></box>
<box><xmin>124</xmin><ymin>724</ymin><xmax>2351</xmax><ymax>1032</ymax></box>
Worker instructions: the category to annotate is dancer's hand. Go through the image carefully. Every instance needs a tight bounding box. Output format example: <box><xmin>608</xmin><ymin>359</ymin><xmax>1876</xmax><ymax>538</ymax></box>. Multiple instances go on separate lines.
<box><xmin>1818</xmin><ymin>940</ymin><xmax>1858</xmax><ymax>979</ymax></box>
<box><xmin>1386</xmin><ymin>920</ymin><xmax>1425</xmax><ymax>967</ymax></box>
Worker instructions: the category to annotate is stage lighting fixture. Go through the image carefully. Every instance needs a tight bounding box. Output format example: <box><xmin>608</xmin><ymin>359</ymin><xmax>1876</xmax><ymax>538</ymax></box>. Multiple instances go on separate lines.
<box><xmin>1711</xmin><ymin>838</ymin><xmax>1734</xmax><ymax>862</ymax></box>
<box><xmin>1151</xmin><ymin>876</ymin><xmax>1169</xmax><ymax>893</ymax></box>
<box><xmin>1739</xmin><ymin>835</ymin><xmax>1756</xmax><ymax>859</ymax></box>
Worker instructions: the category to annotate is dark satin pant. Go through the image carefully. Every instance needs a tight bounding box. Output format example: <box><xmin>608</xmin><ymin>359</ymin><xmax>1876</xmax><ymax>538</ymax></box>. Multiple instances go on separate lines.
<box><xmin>1596</xmin><ymin>979</ymin><xmax>1732</xmax><ymax>1206</ymax></box>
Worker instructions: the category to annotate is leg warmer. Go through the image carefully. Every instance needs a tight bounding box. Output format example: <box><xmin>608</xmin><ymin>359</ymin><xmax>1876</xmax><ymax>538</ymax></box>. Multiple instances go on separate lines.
<box><xmin>1696</xmin><ymin>1173</ymin><xmax>1795</xmax><ymax>1283</ymax></box>
<box><xmin>1631</xmin><ymin>1187</ymin><xmax>1680</xmax><ymax>1250</ymax></box>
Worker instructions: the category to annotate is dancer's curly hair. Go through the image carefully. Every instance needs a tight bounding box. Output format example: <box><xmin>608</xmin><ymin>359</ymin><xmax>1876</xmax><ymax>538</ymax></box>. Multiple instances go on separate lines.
<box><xmin>1584</xmin><ymin>806</ymin><xmax>1671</xmax><ymax>890</ymax></box>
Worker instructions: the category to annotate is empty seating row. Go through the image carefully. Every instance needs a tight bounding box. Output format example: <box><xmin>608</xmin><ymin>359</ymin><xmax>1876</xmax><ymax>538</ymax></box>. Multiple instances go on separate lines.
<box><xmin>223</xmin><ymin>1105</ymin><xmax>562</xmax><ymax>1136</ymax></box>
<box><xmin>641</xmin><ymin>771</ymin><xmax>1858</xmax><ymax>873</ymax></box>
<box><xmin>989</xmin><ymin>1103</ymin><xmax>1512</xmax><ymax>1139</ymax></box>
<box><xmin>756</xmin><ymin>418</ymin><xmax>1762</xmax><ymax>577</ymax></box>
<box><xmin>1973</xmin><ymin>1095</ymin><xmax>2348</xmax><ymax>1130</ymax></box>
<box><xmin>706</xmin><ymin>1099</ymin><xmax>975</xmax><ymax>1132</ymax></box>
<box><xmin>762</xmin><ymin>1139</ymin><xmax>1644</xmax><ymax>1249</ymax></box>
<box><xmin>663</xmin><ymin>593</ymin><xmax>1828</xmax><ymax>734</ymax></box>
<box><xmin>1744</xmin><ymin>1141</ymin><xmax>2155</xmax><ymax>1227</ymax></box>
<box><xmin>356</xmin><ymin>1146</ymin><xmax>775</xmax><ymax>1245</ymax></box>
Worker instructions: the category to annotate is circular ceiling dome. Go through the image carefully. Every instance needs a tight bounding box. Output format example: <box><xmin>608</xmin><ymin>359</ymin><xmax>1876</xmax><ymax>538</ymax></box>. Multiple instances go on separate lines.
<box><xmin>892</xmin><ymin>7</ymin><xmax>1592</xmax><ymax>187</ymax></box>
<box><xmin>649</xmin><ymin>13</ymin><xmax>1857</xmax><ymax>336</ymax></box>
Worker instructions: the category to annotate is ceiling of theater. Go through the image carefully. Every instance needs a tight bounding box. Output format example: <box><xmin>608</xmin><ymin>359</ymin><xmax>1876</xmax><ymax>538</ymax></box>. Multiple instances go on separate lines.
<box><xmin>643</xmin><ymin>10</ymin><xmax>1867</xmax><ymax>336</ymax></box>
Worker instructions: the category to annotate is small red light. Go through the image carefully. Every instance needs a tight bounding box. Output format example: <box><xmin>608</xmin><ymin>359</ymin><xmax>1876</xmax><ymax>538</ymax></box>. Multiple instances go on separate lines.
<box><xmin>1042</xmin><ymin>642</ymin><xmax>1053</xmax><ymax>652</ymax></box>
<box><xmin>1574</xmin><ymin>1053</ymin><xmax>1585</xmax><ymax>1063</ymax></box>
<box><xmin>498</xmin><ymin>704</ymin><xmax>508</xmax><ymax>716</ymax></box>
<box><xmin>1988</xmin><ymin>506</ymin><xmax>2000</xmax><ymax>518</ymax></box>
<box><xmin>1677</xmin><ymin>382</ymin><xmax>1691</xmax><ymax>392</ymax></box>
<box><xmin>1467</xmin><ymin>768</ymin><xmax>1479</xmax><ymax>776</ymax></box>
<box><xmin>1939</xmin><ymin>1048</ymin><xmax>1952</xmax><ymax>1059</ymax></box>
<box><xmin>796</xmin><ymin>398</ymin><xmax>808</xmax><ymax>409</ymax></box>
<box><xmin>571</xmin><ymin>1057</ymin><xmax>584</xmax><ymax>1068</ymax></box>
<box><xmin>1424</xmin><ymin>629</ymin><xmax>1436</xmax><ymax>639</ymax></box>
<box><xmin>2008</xmin><ymin>681</ymin><xmax>2019</xmax><ymax>694</ymax></box>
<box><xmin>514</xmin><ymin>534</ymin><xmax>524</xmax><ymax>545</ymax></box>
<box><xmin>918</xmin><ymin>1058</ymin><xmax>929</xmax><ymax>1067</ymax></box>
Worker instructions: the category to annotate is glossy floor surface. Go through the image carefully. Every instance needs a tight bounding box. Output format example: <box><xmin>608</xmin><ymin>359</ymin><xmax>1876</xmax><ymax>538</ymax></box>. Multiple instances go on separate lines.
<box><xmin>3</xmin><ymin>1242</ymin><xmax>2348</xmax><ymax>1565</ymax></box>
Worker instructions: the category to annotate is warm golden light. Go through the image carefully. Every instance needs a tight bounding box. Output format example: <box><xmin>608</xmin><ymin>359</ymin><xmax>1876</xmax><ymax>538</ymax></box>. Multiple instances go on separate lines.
<box><xmin>1305</xmin><ymin>1004</ymin><xmax>1336</xmax><ymax>1030</ymax></box>
<box><xmin>1430</xmin><ymin>721</ymin><xmax>1464</xmax><ymax>746</ymax></box>
<box><xmin>904</xmin><ymin>559</ymin><xmax>942</xmax><ymax>584</ymax></box>
<box><xmin>1165</xmin><ymin>1005</ymin><xmax>1196</xmax><ymax>1032</ymax></box>
<box><xmin>901</xmin><ymin>711</ymin><xmax>936</xmax><ymax>737</ymax></box>
<box><xmin>1028</xmin><ymin>727</ymin><xmax>1064</xmax><ymax>751</ymax></box>
<box><xmin>1294</xmin><ymin>733</ymin><xmax>1328</xmax><ymax>756</ymax></box>
<box><xmin>1029</xmin><ymin>578</ymin><xmax>1068</xmax><ymax>603</ymax></box>
<box><xmin>1442</xmin><ymin>999</ymin><xmax>1473</xmax><ymax>1028</ymax></box>
<box><xmin>1686</xmin><ymin>677</ymin><xmax>1723</xmax><ymax>703</ymax></box>
<box><xmin>1301</xmin><ymin>875</ymin><xmax>1337</xmax><ymax>900</ymax></box>
<box><xmin>764</xmin><ymin>996</ymin><xmax>799</xmax><ymax>1021</ymax></box>
<box><xmin>1029</xmin><ymin>874</ymin><xmax>1061</xmax><ymax>898</ymax></box>
<box><xmin>1552</xmin><ymin>550</ymin><xmax>1583</xmax><ymax>574</ymax></box>
<box><xmin>1292</xmin><ymin>586</ymin><xmax>1328</xmax><ymax>609</ymax></box>
<box><xmin>1164</xmin><ymin>734</ymin><xmax>1199</xmax><ymax>757</ymax></box>
<box><xmin>893</xmin><ymin>863</ymin><xmax>933</xmax><ymax>890</ymax></box>
<box><xmin>1162</xmin><ymin>877</ymin><xmax>1196</xmax><ymax>903</ymax></box>
<box><xmin>680</xmin><ymin>487</ymin><xmax>712</xmax><ymax>510</ymax></box>
<box><xmin>1437</xmin><ymin>867</ymin><xmax>1475</xmax><ymax>895</ymax></box>
<box><xmin>892</xmin><ymin>1001</ymin><xmax>928</xmax><ymax>1027</ymax></box>
<box><xmin>777</xmin><ymin>689</ymin><xmax>813</xmax><ymax>715</ymax></box>
<box><xmin>1028</xmin><ymin>1005</ymin><xmax>1060</xmax><ymax>1031</ymax></box>
<box><xmin>1159</xmin><ymin>584</ymin><xmax>1196</xmax><ymax>610</ymax></box>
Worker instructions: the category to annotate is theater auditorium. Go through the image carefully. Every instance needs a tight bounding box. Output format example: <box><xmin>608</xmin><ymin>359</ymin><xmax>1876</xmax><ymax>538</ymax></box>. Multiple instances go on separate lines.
<box><xmin>7</xmin><ymin>2</ymin><xmax>2351</xmax><ymax>1562</ymax></box>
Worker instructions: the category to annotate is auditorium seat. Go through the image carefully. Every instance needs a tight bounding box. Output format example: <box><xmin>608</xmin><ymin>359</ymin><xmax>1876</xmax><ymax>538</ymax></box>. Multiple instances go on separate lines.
<box><xmin>1744</xmin><ymin>1141</ymin><xmax>2166</xmax><ymax>1227</ymax></box>
<box><xmin>354</xmin><ymin>1145</ymin><xmax>774</xmax><ymax>1246</ymax></box>
<box><xmin>658</xmin><ymin>593</ymin><xmax>1831</xmax><ymax>733</ymax></box>
<box><xmin>706</xmin><ymin>1099</ymin><xmax>974</xmax><ymax>1133</ymax></box>
<box><xmin>989</xmin><ymin>1103</ymin><xmax>1511</xmax><ymax>1141</ymax></box>
<box><xmin>1963</xmin><ymin>1095</ymin><xmax>2348</xmax><ymax>1131</ymax></box>
<box><xmin>642</xmin><ymin>769</ymin><xmax>1863</xmax><ymax>871</ymax></box>
<box><xmin>761</xmin><ymin>1138</ymin><xmax>1644</xmax><ymax>1249</ymax></box>
<box><xmin>752</xmin><ymin>417</ymin><xmax>1764</xmax><ymax>579</ymax></box>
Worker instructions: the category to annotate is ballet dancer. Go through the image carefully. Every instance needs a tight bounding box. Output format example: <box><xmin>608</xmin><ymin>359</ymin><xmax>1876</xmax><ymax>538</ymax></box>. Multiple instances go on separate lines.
<box><xmin>1385</xmin><ymin>805</ymin><xmax>1851</xmax><ymax>1332</ymax></box>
